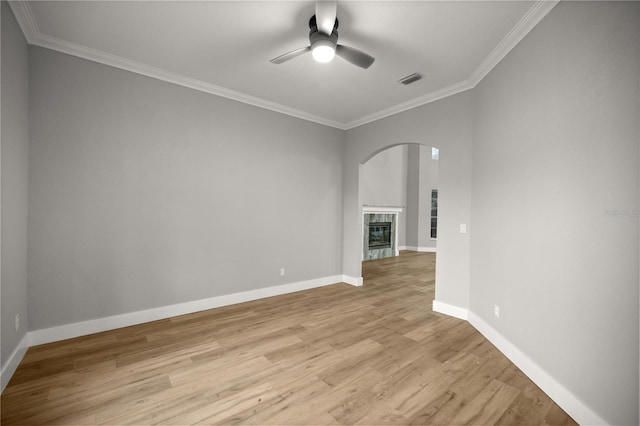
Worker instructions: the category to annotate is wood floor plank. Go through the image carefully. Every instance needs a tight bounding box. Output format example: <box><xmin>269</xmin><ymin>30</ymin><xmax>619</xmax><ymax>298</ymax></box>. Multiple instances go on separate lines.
<box><xmin>411</xmin><ymin>352</ymin><xmax>513</xmax><ymax>425</ymax></box>
<box><xmin>223</xmin><ymin>373</ymin><xmax>333</xmax><ymax>425</ymax></box>
<box><xmin>1</xmin><ymin>251</ymin><xmax>577</xmax><ymax>425</ymax></box>
<box><xmin>496</xmin><ymin>388</ymin><xmax>554</xmax><ymax>426</ymax></box>
<box><xmin>392</xmin><ymin>351</ymin><xmax>481</xmax><ymax>418</ymax></box>
<box><xmin>450</xmin><ymin>378</ymin><xmax>521</xmax><ymax>425</ymax></box>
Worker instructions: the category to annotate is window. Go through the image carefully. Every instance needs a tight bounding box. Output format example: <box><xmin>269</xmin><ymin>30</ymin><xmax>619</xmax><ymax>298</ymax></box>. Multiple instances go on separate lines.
<box><xmin>431</xmin><ymin>147</ymin><xmax>439</xmax><ymax>160</ymax></box>
<box><xmin>430</xmin><ymin>189</ymin><xmax>438</xmax><ymax>239</ymax></box>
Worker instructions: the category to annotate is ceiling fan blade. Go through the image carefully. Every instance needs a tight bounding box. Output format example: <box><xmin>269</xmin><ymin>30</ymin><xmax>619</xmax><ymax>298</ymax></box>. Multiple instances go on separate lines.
<box><xmin>336</xmin><ymin>45</ymin><xmax>375</xmax><ymax>69</ymax></box>
<box><xmin>316</xmin><ymin>1</ymin><xmax>337</xmax><ymax>35</ymax></box>
<box><xmin>269</xmin><ymin>46</ymin><xmax>311</xmax><ymax>64</ymax></box>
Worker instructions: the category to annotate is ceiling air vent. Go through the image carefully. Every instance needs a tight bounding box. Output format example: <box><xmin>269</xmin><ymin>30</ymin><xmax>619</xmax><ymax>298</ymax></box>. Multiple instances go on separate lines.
<box><xmin>398</xmin><ymin>73</ymin><xmax>422</xmax><ymax>85</ymax></box>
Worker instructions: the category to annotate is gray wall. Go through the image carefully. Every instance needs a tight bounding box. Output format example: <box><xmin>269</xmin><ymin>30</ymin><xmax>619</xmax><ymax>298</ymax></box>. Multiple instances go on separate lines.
<box><xmin>344</xmin><ymin>91</ymin><xmax>473</xmax><ymax>308</ymax></box>
<box><xmin>471</xmin><ymin>2</ymin><xmax>639</xmax><ymax>424</ymax></box>
<box><xmin>7</xmin><ymin>2</ymin><xmax>639</xmax><ymax>422</ymax></box>
<box><xmin>360</xmin><ymin>144</ymin><xmax>408</xmax><ymax>247</ymax></box>
<box><xmin>28</xmin><ymin>47</ymin><xmax>345</xmax><ymax>330</ymax></box>
<box><xmin>1</xmin><ymin>2</ymin><xmax>30</xmax><ymax>371</ymax></box>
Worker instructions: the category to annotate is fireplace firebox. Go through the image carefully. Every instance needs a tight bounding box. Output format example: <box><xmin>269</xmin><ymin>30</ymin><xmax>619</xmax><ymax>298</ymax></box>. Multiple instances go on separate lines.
<box><xmin>368</xmin><ymin>222</ymin><xmax>392</xmax><ymax>249</ymax></box>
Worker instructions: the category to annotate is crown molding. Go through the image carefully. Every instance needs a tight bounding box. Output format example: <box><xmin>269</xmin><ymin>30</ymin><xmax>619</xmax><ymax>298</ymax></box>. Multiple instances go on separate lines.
<box><xmin>8</xmin><ymin>0</ymin><xmax>558</xmax><ymax>132</ymax></box>
<box><xmin>7</xmin><ymin>0</ymin><xmax>38</xmax><ymax>43</ymax></box>
<box><xmin>40</xmin><ymin>34</ymin><xmax>348</xmax><ymax>130</ymax></box>
<box><xmin>344</xmin><ymin>0</ymin><xmax>559</xmax><ymax>130</ymax></box>
<box><xmin>468</xmin><ymin>0</ymin><xmax>559</xmax><ymax>86</ymax></box>
<box><xmin>7</xmin><ymin>1</ymin><xmax>347</xmax><ymax>130</ymax></box>
<box><xmin>344</xmin><ymin>79</ymin><xmax>474</xmax><ymax>130</ymax></box>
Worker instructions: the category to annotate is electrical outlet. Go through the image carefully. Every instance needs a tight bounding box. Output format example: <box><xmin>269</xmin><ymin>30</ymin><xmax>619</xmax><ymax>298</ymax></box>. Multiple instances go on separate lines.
<box><xmin>280</xmin><ymin>268</ymin><xmax>285</xmax><ymax>276</ymax></box>
<box><xmin>15</xmin><ymin>314</ymin><xmax>20</xmax><ymax>331</ymax></box>
<box><xmin>494</xmin><ymin>304</ymin><xmax>500</xmax><ymax>319</ymax></box>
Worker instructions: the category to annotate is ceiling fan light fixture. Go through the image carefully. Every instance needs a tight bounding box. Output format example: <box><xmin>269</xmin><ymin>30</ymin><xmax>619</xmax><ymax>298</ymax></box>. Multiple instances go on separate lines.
<box><xmin>270</xmin><ymin>2</ymin><xmax>374</xmax><ymax>69</ymax></box>
<box><xmin>311</xmin><ymin>40</ymin><xmax>336</xmax><ymax>63</ymax></box>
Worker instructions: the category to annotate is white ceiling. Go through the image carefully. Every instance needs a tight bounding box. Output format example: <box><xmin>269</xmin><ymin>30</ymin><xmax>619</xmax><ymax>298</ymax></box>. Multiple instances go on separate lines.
<box><xmin>9</xmin><ymin>1</ymin><xmax>557</xmax><ymax>129</ymax></box>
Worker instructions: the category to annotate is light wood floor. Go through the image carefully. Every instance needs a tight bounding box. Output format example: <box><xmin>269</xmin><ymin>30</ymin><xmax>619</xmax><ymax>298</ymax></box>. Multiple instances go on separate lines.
<box><xmin>1</xmin><ymin>251</ymin><xmax>576</xmax><ymax>425</ymax></box>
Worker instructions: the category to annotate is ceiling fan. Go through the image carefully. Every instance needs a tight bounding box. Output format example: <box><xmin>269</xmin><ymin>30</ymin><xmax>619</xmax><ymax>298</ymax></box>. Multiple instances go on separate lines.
<box><xmin>269</xmin><ymin>1</ymin><xmax>375</xmax><ymax>69</ymax></box>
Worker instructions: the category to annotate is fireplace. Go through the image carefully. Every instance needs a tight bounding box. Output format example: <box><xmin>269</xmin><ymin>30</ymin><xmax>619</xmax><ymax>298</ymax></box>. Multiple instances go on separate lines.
<box><xmin>368</xmin><ymin>222</ymin><xmax>392</xmax><ymax>249</ymax></box>
<box><xmin>363</xmin><ymin>206</ymin><xmax>403</xmax><ymax>261</ymax></box>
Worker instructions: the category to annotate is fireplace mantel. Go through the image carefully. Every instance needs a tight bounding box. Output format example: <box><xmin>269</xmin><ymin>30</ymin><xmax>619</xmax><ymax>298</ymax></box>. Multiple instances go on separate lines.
<box><xmin>362</xmin><ymin>206</ymin><xmax>404</xmax><ymax>214</ymax></box>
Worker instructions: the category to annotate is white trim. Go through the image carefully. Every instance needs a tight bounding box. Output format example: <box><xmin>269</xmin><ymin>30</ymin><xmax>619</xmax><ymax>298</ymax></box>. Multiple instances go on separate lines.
<box><xmin>1</xmin><ymin>334</ymin><xmax>30</xmax><ymax>393</ymax></box>
<box><xmin>362</xmin><ymin>206</ymin><xmax>404</xmax><ymax>214</ymax></box>
<box><xmin>432</xmin><ymin>300</ymin><xmax>468</xmax><ymax>320</ymax></box>
<box><xmin>8</xmin><ymin>1</ymin><xmax>558</xmax><ymax>132</ymax></box>
<box><xmin>7</xmin><ymin>1</ymin><xmax>38</xmax><ymax>43</ymax></box>
<box><xmin>28</xmin><ymin>275</ymin><xmax>344</xmax><ymax>347</ymax></box>
<box><xmin>1</xmin><ymin>275</ymin><xmax>348</xmax><ymax>390</ymax></box>
<box><xmin>402</xmin><ymin>246</ymin><xmax>436</xmax><ymax>253</ymax></box>
<box><xmin>344</xmin><ymin>1</ymin><xmax>558</xmax><ymax>130</ymax></box>
<box><xmin>6</xmin><ymin>2</ymin><xmax>345</xmax><ymax>131</ymax></box>
<box><xmin>345</xmin><ymin>80</ymin><xmax>474</xmax><ymax>130</ymax></box>
<box><xmin>468</xmin><ymin>1</ymin><xmax>559</xmax><ymax>86</ymax></box>
<box><xmin>468</xmin><ymin>311</ymin><xmax>607</xmax><ymax>426</ymax></box>
<box><xmin>40</xmin><ymin>35</ymin><xmax>345</xmax><ymax>130</ymax></box>
<box><xmin>342</xmin><ymin>275</ymin><xmax>363</xmax><ymax>287</ymax></box>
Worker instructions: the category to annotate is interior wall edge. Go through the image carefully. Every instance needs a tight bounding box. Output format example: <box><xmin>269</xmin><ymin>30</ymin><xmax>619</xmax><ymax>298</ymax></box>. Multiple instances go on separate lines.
<box><xmin>0</xmin><ymin>333</ymin><xmax>29</xmax><ymax>393</ymax></box>
<box><xmin>1</xmin><ymin>0</ymin><xmax>30</xmax><ymax>390</ymax></box>
<box><xmin>342</xmin><ymin>275</ymin><xmax>363</xmax><ymax>287</ymax></box>
<box><xmin>432</xmin><ymin>302</ymin><xmax>608</xmax><ymax>424</ymax></box>
<box><xmin>431</xmin><ymin>300</ymin><xmax>468</xmax><ymax>321</ymax></box>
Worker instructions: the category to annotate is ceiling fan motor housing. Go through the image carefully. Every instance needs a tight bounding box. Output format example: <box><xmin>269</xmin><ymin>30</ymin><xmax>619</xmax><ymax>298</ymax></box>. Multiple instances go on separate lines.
<box><xmin>309</xmin><ymin>15</ymin><xmax>339</xmax><ymax>32</ymax></box>
<box><xmin>309</xmin><ymin>15</ymin><xmax>339</xmax><ymax>48</ymax></box>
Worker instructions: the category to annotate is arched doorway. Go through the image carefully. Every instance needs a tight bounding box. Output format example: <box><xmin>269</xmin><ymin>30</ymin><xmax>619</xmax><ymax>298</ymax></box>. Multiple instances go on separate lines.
<box><xmin>359</xmin><ymin>143</ymin><xmax>439</xmax><ymax>276</ymax></box>
<box><xmin>341</xmin><ymin>98</ymin><xmax>472</xmax><ymax>317</ymax></box>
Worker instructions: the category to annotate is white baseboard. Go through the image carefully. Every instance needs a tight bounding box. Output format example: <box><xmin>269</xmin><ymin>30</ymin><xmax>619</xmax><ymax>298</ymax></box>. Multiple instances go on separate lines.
<box><xmin>400</xmin><ymin>246</ymin><xmax>437</xmax><ymax>252</ymax></box>
<box><xmin>342</xmin><ymin>275</ymin><xmax>363</xmax><ymax>286</ymax></box>
<box><xmin>434</xmin><ymin>303</ymin><xmax>608</xmax><ymax>424</ymax></box>
<box><xmin>27</xmin><ymin>275</ymin><xmax>344</xmax><ymax>348</ymax></box>
<box><xmin>1</xmin><ymin>333</ymin><xmax>30</xmax><ymax>393</ymax></box>
<box><xmin>468</xmin><ymin>311</ymin><xmax>607</xmax><ymax>426</ymax></box>
<box><xmin>432</xmin><ymin>300</ymin><xmax>468</xmax><ymax>320</ymax></box>
<box><xmin>6</xmin><ymin>278</ymin><xmax>602</xmax><ymax>426</ymax></box>
<box><xmin>3</xmin><ymin>275</ymin><xmax>350</xmax><ymax>392</ymax></box>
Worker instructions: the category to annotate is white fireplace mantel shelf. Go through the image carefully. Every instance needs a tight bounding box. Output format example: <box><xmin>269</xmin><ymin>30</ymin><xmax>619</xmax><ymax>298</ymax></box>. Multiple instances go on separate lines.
<box><xmin>362</xmin><ymin>206</ymin><xmax>404</xmax><ymax>213</ymax></box>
